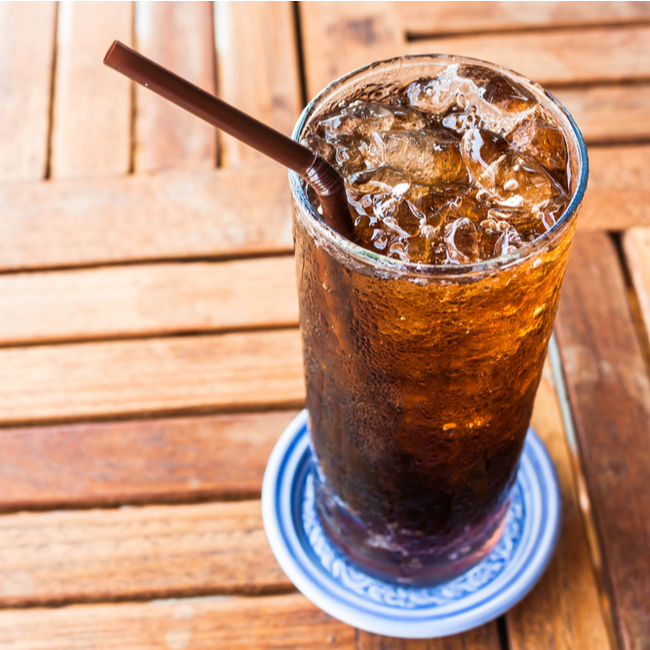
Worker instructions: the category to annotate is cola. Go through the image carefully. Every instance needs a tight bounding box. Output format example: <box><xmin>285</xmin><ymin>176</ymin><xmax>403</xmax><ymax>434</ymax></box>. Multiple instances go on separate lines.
<box><xmin>290</xmin><ymin>56</ymin><xmax>587</xmax><ymax>585</ymax></box>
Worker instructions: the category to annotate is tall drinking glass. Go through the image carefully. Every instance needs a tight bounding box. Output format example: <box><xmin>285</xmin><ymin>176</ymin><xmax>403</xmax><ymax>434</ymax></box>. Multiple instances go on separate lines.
<box><xmin>289</xmin><ymin>55</ymin><xmax>588</xmax><ymax>586</ymax></box>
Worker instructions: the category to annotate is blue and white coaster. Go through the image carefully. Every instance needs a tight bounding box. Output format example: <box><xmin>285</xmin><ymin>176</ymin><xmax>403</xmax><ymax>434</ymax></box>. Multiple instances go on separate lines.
<box><xmin>262</xmin><ymin>410</ymin><xmax>561</xmax><ymax>639</ymax></box>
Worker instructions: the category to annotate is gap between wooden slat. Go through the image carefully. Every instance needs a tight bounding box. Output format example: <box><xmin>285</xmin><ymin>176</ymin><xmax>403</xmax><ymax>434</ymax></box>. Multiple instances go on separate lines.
<box><xmin>43</xmin><ymin>2</ymin><xmax>58</xmax><ymax>180</ymax></box>
<box><xmin>128</xmin><ymin>0</ymin><xmax>136</xmax><ymax>175</ymax></box>
<box><xmin>292</xmin><ymin>0</ymin><xmax>309</xmax><ymax>110</ymax></box>
<box><xmin>503</xmin><ymin>354</ymin><xmax>611</xmax><ymax>650</ymax></box>
<box><xmin>547</xmin><ymin>336</ymin><xmax>617</xmax><ymax>650</ymax></box>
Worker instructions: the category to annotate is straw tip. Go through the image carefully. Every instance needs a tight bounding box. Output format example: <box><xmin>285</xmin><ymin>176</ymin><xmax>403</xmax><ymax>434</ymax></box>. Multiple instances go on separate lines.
<box><xmin>103</xmin><ymin>40</ymin><xmax>122</xmax><ymax>66</ymax></box>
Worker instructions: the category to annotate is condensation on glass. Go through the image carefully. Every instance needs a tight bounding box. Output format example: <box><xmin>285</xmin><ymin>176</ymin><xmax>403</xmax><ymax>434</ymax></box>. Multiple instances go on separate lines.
<box><xmin>289</xmin><ymin>55</ymin><xmax>588</xmax><ymax>586</ymax></box>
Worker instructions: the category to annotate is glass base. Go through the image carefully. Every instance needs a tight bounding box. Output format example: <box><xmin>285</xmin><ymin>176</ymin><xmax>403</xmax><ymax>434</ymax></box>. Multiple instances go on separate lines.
<box><xmin>314</xmin><ymin>477</ymin><xmax>511</xmax><ymax>587</ymax></box>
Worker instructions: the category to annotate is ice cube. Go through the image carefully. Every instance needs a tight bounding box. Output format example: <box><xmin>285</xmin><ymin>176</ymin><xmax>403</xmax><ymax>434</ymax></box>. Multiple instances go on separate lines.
<box><xmin>441</xmin><ymin>109</ymin><xmax>486</xmax><ymax>135</ymax></box>
<box><xmin>404</xmin><ymin>65</ymin><xmax>471</xmax><ymax>114</ymax></box>
<box><xmin>388</xmin><ymin>239</ymin><xmax>410</xmax><ymax>262</ymax></box>
<box><xmin>370</xmin><ymin>228</ymin><xmax>388</xmax><ymax>250</ymax></box>
<box><xmin>361</xmin><ymin>129</ymin><xmax>469</xmax><ymax>185</ymax></box>
<box><xmin>485</xmin><ymin>207</ymin><xmax>546</xmax><ymax>241</ymax></box>
<box><xmin>318</xmin><ymin>101</ymin><xmax>426</xmax><ymax>137</ymax></box>
<box><xmin>536</xmin><ymin>196</ymin><xmax>570</xmax><ymax>232</ymax></box>
<box><xmin>403</xmin><ymin>183</ymin><xmax>453</xmax><ymax>223</ymax></box>
<box><xmin>444</xmin><ymin>217</ymin><xmax>480</xmax><ymax>264</ymax></box>
<box><xmin>461</xmin><ymin>128</ymin><xmax>566</xmax><ymax>213</ymax></box>
<box><xmin>436</xmin><ymin>191</ymin><xmax>489</xmax><ymax>227</ymax></box>
<box><xmin>457</xmin><ymin>65</ymin><xmax>538</xmax><ymax>135</ymax></box>
<box><xmin>347</xmin><ymin>167</ymin><xmax>411</xmax><ymax>196</ymax></box>
<box><xmin>404</xmin><ymin>235</ymin><xmax>433</xmax><ymax>264</ymax></box>
<box><xmin>508</xmin><ymin>114</ymin><xmax>569</xmax><ymax>181</ymax></box>
<box><xmin>406</xmin><ymin>65</ymin><xmax>536</xmax><ymax>135</ymax></box>
<box><xmin>301</xmin><ymin>132</ymin><xmax>336</xmax><ymax>165</ymax></box>
<box><xmin>493</xmin><ymin>223</ymin><xmax>524</xmax><ymax>257</ymax></box>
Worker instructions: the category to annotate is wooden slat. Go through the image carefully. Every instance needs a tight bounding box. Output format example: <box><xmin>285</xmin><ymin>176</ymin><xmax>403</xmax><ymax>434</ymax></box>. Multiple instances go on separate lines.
<box><xmin>623</xmin><ymin>228</ymin><xmax>650</xmax><ymax>338</ymax></box>
<box><xmin>0</xmin><ymin>163</ymin><xmax>293</xmax><ymax>271</ymax></box>
<box><xmin>51</xmin><ymin>1</ymin><xmax>131</xmax><ymax>178</ymax></box>
<box><xmin>0</xmin><ymin>500</ymin><xmax>289</xmax><ymax>607</ymax></box>
<box><xmin>301</xmin><ymin>2</ymin><xmax>403</xmax><ymax>99</ymax></box>
<box><xmin>0</xmin><ymin>329</ymin><xmax>304</xmax><ymax>426</ymax></box>
<box><xmin>405</xmin><ymin>26</ymin><xmax>650</xmax><ymax>88</ymax></box>
<box><xmin>302</xmin><ymin>4</ymin><xmax>650</xmax><ymax>97</ymax></box>
<box><xmin>400</xmin><ymin>1</ymin><xmax>650</xmax><ymax>37</ymax></box>
<box><xmin>1</xmin><ymin>145</ymin><xmax>647</xmax><ymax>272</ymax></box>
<box><xmin>506</xmin><ymin>360</ymin><xmax>611</xmax><ymax>650</ymax></box>
<box><xmin>0</xmin><ymin>257</ymin><xmax>298</xmax><ymax>345</ymax></box>
<box><xmin>0</xmin><ymin>411</ymin><xmax>297</xmax><ymax>510</ymax></box>
<box><xmin>0</xmin><ymin>2</ymin><xmax>56</xmax><ymax>181</ymax></box>
<box><xmin>357</xmin><ymin>624</ymin><xmax>500</xmax><ymax>649</ymax></box>
<box><xmin>216</xmin><ymin>1</ymin><xmax>302</xmax><ymax>167</ymax></box>
<box><xmin>556</xmin><ymin>85</ymin><xmax>650</xmax><ymax>145</ymax></box>
<box><xmin>555</xmin><ymin>232</ymin><xmax>650</xmax><ymax>649</ymax></box>
<box><xmin>581</xmin><ymin>145</ymin><xmax>650</xmax><ymax>232</ymax></box>
<box><xmin>0</xmin><ymin>367</ymin><xmax>610</xmax><ymax>644</ymax></box>
<box><xmin>134</xmin><ymin>1</ymin><xmax>217</xmax><ymax>173</ymax></box>
<box><xmin>0</xmin><ymin>593</ymin><xmax>356</xmax><ymax>649</ymax></box>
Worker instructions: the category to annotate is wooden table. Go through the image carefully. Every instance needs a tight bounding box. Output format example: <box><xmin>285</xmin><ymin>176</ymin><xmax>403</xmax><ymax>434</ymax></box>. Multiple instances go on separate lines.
<box><xmin>1</xmin><ymin>2</ymin><xmax>649</xmax><ymax>648</ymax></box>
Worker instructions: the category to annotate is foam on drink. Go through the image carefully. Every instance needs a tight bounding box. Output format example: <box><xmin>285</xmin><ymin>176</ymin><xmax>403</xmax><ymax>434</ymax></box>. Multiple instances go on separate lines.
<box><xmin>302</xmin><ymin>63</ymin><xmax>570</xmax><ymax>265</ymax></box>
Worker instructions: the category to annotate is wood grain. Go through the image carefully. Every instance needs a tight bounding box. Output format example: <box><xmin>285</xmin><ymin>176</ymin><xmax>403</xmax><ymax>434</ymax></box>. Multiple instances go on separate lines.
<box><xmin>622</xmin><ymin>228</ymin><xmax>650</xmax><ymax>338</ymax></box>
<box><xmin>0</xmin><ymin>593</ymin><xmax>356</xmax><ymax>649</ymax></box>
<box><xmin>134</xmin><ymin>1</ymin><xmax>217</xmax><ymax>173</ymax></box>
<box><xmin>406</xmin><ymin>26</ymin><xmax>650</xmax><ymax>88</ymax></box>
<box><xmin>0</xmin><ymin>162</ymin><xmax>293</xmax><ymax>271</ymax></box>
<box><xmin>301</xmin><ymin>2</ymin><xmax>403</xmax><ymax>99</ymax></box>
<box><xmin>506</xmin><ymin>360</ymin><xmax>611</xmax><ymax>650</ymax></box>
<box><xmin>0</xmin><ymin>367</ymin><xmax>610</xmax><ymax>644</ymax></box>
<box><xmin>0</xmin><ymin>500</ymin><xmax>290</xmax><ymax>607</ymax></box>
<box><xmin>556</xmin><ymin>85</ymin><xmax>650</xmax><ymax>145</ymax></box>
<box><xmin>556</xmin><ymin>232</ymin><xmax>650</xmax><ymax>650</ymax></box>
<box><xmin>0</xmin><ymin>2</ymin><xmax>56</xmax><ymax>181</ymax></box>
<box><xmin>302</xmin><ymin>4</ymin><xmax>650</xmax><ymax>97</ymax></box>
<box><xmin>216</xmin><ymin>1</ymin><xmax>302</xmax><ymax>167</ymax></box>
<box><xmin>400</xmin><ymin>1</ymin><xmax>650</xmax><ymax>37</ymax></box>
<box><xmin>0</xmin><ymin>411</ymin><xmax>298</xmax><ymax>510</ymax></box>
<box><xmin>51</xmin><ymin>1</ymin><xmax>132</xmax><ymax>178</ymax></box>
<box><xmin>0</xmin><ymin>256</ymin><xmax>299</xmax><ymax>345</ymax></box>
<box><xmin>0</xmin><ymin>329</ymin><xmax>304</xmax><ymax>425</ymax></box>
<box><xmin>0</xmin><ymin>145</ymin><xmax>647</xmax><ymax>273</ymax></box>
<box><xmin>580</xmin><ymin>145</ymin><xmax>650</xmax><ymax>233</ymax></box>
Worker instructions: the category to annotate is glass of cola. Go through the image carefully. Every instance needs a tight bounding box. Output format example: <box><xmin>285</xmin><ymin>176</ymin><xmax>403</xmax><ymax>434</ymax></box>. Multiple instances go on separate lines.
<box><xmin>289</xmin><ymin>55</ymin><xmax>588</xmax><ymax>586</ymax></box>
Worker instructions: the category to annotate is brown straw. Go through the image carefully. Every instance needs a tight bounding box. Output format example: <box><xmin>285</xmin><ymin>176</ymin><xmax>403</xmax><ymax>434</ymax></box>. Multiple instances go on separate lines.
<box><xmin>104</xmin><ymin>41</ymin><xmax>354</xmax><ymax>239</ymax></box>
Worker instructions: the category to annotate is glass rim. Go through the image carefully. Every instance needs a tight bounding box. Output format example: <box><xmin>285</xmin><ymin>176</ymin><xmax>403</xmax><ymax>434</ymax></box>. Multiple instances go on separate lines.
<box><xmin>289</xmin><ymin>53</ymin><xmax>589</xmax><ymax>279</ymax></box>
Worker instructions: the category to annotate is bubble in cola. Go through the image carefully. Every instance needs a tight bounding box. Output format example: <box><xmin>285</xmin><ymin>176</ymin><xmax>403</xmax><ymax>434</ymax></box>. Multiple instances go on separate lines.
<box><xmin>294</xmin><ymin>59</ymin><xmax>581</xmax><ymax>585</ymax></box>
